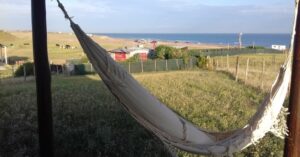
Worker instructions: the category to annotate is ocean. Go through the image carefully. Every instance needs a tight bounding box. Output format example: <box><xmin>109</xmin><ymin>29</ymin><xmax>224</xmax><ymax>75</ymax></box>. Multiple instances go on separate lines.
<box><xmin>95</xmin><ymin>33</ymin><xmax>291</xmax><ymax>48</ymax></box>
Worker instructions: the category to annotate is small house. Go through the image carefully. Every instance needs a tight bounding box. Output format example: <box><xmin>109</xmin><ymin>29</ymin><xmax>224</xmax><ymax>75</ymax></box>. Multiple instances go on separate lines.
<box><xmin>272</xmin><ymin>45</ymin><xmax>287</xmax><ymax>51</ymax></box>
<box><xmin>109</xmin><ymin>45</ymin><xmax>150</xmax><ymax>61</ymax></box>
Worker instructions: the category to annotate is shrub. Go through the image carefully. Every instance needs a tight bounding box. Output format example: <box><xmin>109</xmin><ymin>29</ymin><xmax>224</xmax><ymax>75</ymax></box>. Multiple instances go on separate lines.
<box><xmin>155</xmin><ymin>45</ymin><xmax>181</xmax><ymax>59</ymax></box>
<box><xmin>246</xmin><ymin>46</ymin><xmax>265</xmax><ymax>49</ymax></box>
<box><xmin>80</xmin><ymin>56</ymin><xmax>89</xmax><ymax>63</ymax></box>
<box><xmin>14</xmin><ymin>62</ymin><xmax>35</xmax><ymax>77</ymax></box>
<box><xmin>125</xmin><ymin>54</ymin><xmax>141</xmax><ymax>63</ymax></box>
<box><xmin>196</xmin><ymin>56</ymin><xmax>208</xmax><ymax>69</ymax></box>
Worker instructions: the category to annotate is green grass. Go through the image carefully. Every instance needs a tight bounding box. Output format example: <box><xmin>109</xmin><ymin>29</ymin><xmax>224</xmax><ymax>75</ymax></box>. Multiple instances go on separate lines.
<box><xmin>0</xmin><ymin>70</ymin><xmax>285</xmax><ymax>157</ymax></box>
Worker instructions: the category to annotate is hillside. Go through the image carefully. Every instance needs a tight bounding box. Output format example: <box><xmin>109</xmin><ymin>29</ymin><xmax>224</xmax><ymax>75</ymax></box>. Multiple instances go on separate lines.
<box><xmin>0</xmin><ymin>31</ymin><xmax>17</xmax><ymax>44</ymax></box>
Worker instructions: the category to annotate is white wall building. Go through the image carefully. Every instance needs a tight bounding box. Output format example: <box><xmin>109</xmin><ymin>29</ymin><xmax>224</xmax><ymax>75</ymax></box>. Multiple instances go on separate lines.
<box><xmin>271</xmin><ymin>45</ymin><xmax>287</xmax><ymax>51</ymax></box>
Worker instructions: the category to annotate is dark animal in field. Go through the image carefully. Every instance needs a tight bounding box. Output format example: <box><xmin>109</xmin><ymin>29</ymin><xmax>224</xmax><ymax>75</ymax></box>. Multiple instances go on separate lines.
<box><xmin>56</xmin><ymin>44</ymin><xmax>60</xmax><ymax>47</ymax></box>
<box><xmin>63</xmin><ymin>44</ymin><xmax>71</xmax><ymax>49</ymax></box>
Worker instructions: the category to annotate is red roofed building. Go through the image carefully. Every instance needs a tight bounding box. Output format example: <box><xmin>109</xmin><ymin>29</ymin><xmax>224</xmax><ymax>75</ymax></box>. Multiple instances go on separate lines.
<box><xmin>109</xmin><ymin>45</ymin><xmax>151</xmax><ymax>61</ymax></box>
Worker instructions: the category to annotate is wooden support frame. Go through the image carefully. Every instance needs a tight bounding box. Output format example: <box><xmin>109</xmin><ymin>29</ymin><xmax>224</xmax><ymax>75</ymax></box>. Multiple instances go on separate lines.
<box><xmin>284</xmin><ymin>1</ymin><xmax>300</xmax><ymax>156</ymax></box>
<box><xmin>31</xmin><ymin>0</ymin><xmax>54</xmax><ymax>156</ymax></box>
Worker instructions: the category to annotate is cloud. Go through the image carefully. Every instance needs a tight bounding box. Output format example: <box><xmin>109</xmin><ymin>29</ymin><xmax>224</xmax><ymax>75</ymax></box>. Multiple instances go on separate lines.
<box><xmin>47</xmin><ymin>0</ymin><xmax>115</xmax><ymax>19</ymax></box>
<box><xmin>239</xmin><ymin>5</ymin><xmax>293</xmax><ymax>14</ymax></box>
<box><xmin>0</xmin><ymin>0</ymin><xmax>294</xmax><ymax>33</ymax></box>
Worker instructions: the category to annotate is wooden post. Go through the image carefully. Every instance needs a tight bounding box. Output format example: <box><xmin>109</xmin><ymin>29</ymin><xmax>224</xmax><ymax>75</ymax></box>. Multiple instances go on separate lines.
<box><xmin>11</xmin><ymin>65</ymin><xmax>14</xmax><ymax>77</ymax></box>
<box><xmin>31</xmin><ymin>0</ymin><xmax>54</xmax><ymax>156</ymax></box>
<box><xmin>154</xmin><ymin>59</ymin><xmax>157</xmax><ymax>71</ymax></box>
<box><xmin>60</xmin><ymin>64</ymin><xmax>63</xmax><ymax>75</ymax></box>
<box><xmin>56</xmin><ymin>65</ymin><xmax>59</xmax><ymax>75</ymax></box>
<box><xmin>226</xmin><ymin>54</ymin><xmax>229</xmax><ymax>71</ymax></box>
<box><xmin>23</xmin><ymin>64</ymin><xmax>27</xmax><ymax>81</ymax></box>
<box><xmin>284</xmin><ymin>1</ymin><xmax>300</xmax><ymax>156</ymax></box>
<box><xmin>245</xmin><ymin>58</ymin><xmax>250</xmax><ymax>83</ymax></box>
<box><xmin>235</xmin><ymin>56</ymin><xmax>239</xmax><ymax>81</ymax></box>
<box><xmin>4</xmin><ymin>46</ymin><xmax>8</xmax><ymax>64</ymax></box>
<box><xmin>0</xmin><ymin>46</ymin><xmax>2</xmax><ymax>59</ymax></box>
<box><xmin>260</xmin><ymin>59</ymin><xmax>265</xmax><ymax>89</ymax></box>
<box><xmin>176</xmin><ymin>59</ymin><xmax>179</xmax><ymax>70</ymax></box>
<box><xmin>141</xmin><ymin>60</ymin><xmax>144</xmax><ymax>73</ymax></box>
<box><xmin>206</xmin><ymin>56</ymin><xmax>210</xmax><ymax>69</ymax></box>
<box><xmin>166</xmin><ymin>60</ymin><xmax>168</xmax><ymax>71</ymax></box>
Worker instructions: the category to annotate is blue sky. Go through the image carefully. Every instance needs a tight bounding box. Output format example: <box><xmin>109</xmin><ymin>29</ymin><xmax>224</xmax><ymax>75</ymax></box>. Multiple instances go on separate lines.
<box><xmin>0</xmin><ymin>0</ymin><xmax>295</xmax><ymax>33</ymax></box>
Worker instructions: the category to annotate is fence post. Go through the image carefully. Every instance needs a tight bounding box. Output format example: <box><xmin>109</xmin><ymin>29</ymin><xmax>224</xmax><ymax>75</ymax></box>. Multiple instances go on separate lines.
<box><xmin>154</xmin><ymin>60</ymin><xmax>157</xmax><ymax>71</ymax></box>
<box><xmin>273</xmin><ymin>55</ymin><xmax>276</xmax><ymax>71</ymax></box>
<box><xmin>261</xmin><ymin>59</ymin><xmax>266</xmax><ymax>89</ymax></box>
<box><xmin>128</xmin><ymin>62</ymin><xmax>131</xmax><ymax>73</ymax></box>
<box><xmin>141</xmin><ymin>60</ymin><xmax>144</xmax><ymax>73</ymax></box>
<box><xmin>210</xmin><ymin>58</ymin><xmax>213</xmax><ymax>70</ymax></box>
<box><xmin>245</xmin><ymin>58</ymin><xmax>250</xmax><ymax>83</ymax></box>
<box><xmin>176</xmin><ymin>59</ymin><xmax>179</xmax><ymax>70</ymax></box>
<box><xmin>165</xmin><ymin>60</ymin><xmax>168</xmax><ymax>71</ymax></box>
<box><xmin>56</xmin><ymin>65</ymin><xmax>59</xmax><ymax>75</ymax></box>
<box><xmin>4</xmin><ymin>46</ymin><xmax>7</xmax><ymax>64</ymax></box>
<box><xmin>23</xmin><ymin>64</ymin><xmax>27</xmax><ymax>81</ymax></box>
<box><xmin>61</xmin><ymin>64</ymin><xmax>64</xmax><ymax>75</ymax></box>
<box><xmin>226</xmin><ymin>54</ymin><xmax>229</xmax><ymax>71</ymax></box>
<box><xmin>11</xmin><ymin>65</ymin><xmax>14</xmax><ymax>77</ymax></box>
<box><xmin>235</xmin><ymin>56</ymin><xmax>239</xmax><ymax>82</ymax></box>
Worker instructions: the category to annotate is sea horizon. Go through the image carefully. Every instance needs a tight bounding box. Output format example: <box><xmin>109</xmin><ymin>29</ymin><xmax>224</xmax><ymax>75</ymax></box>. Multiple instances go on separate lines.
<box><xmin>94</xmin><ymin>33</ymin><xmax>291</xmax><ymax>48</ymax></box>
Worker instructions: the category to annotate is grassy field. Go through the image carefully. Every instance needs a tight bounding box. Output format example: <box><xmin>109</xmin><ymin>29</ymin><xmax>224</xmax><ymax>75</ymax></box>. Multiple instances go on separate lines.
<box><xmin>0</xmin><ymin>70</ymin><xmax>285</xmax><ymax>157</ymax></box>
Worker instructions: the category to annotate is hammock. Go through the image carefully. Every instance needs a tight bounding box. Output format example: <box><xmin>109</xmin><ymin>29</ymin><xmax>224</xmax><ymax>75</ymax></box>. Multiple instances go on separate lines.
<box><xmin>56</xmin><ymin>0</ymin><xmax>296</xmax><ymax>156</ymax></box>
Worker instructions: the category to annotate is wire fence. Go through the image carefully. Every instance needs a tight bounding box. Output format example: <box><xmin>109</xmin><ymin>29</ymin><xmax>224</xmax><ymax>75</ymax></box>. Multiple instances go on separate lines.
<box><xmin>210</xmin><ymin>54</ymin><xmax>286</xmax><ymax>91</ymax></box>
<box><xmin>1</xmin><ymin>52</ymin><xmax>287</xmax><ymax>90</ymax></box>
<box><xmin>0</xmin><ymin>58</ymin><xmax>198</xmax><ymax>82</ymax></box>
<box><xmin>189</xmin><ymin>48</ymin><xmax>284</xmax><ymax>57</ymax></box>
<box><xmin>72</xmin><ymin>58</ymin><xmax>197</xmax><ymax>75</ymax></box>
<box><xmin>119</xmin><ymin>58</ymin><xmax>197</xmax><ymax>73</ymax></box>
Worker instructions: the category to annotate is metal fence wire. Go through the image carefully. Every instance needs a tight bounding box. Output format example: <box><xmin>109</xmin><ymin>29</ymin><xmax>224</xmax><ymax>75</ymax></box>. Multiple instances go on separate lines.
<box><xmin>73</xmin><ymin>58</ymin><xmax>197</xmax><ymax>75</ymax></box>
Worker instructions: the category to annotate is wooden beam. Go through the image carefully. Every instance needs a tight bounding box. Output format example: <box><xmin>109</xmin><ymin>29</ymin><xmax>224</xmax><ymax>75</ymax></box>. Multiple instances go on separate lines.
<box><xmin>31</xmin><ymin>0</ymin><xmax>54</xmax><ymax>156</ymax></box>
<box><xmin>284</xmin><ymin>1</ymin><xmax>300</xmax><ymax>157</ymax></box>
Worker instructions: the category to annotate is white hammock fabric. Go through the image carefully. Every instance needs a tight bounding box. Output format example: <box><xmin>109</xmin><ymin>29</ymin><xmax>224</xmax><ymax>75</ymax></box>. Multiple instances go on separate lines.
<box><xmin>57</xmin><ymin>0</ymin><xmax>297</xmax><ymax>156</ymax></box>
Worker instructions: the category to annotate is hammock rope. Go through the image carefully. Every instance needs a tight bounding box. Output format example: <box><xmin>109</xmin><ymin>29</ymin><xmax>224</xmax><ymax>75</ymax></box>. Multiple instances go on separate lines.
<box><xmin>56</xmin><ymin>0</ymin><xmax>297</xmax><ymax>156</ymax></box>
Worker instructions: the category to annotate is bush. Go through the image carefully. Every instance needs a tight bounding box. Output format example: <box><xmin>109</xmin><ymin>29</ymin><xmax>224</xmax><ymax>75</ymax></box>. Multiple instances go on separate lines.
<box><xmin>246</xmin><ymin>46</ymin><xmax>265</xmax><ymax>49</ymax></box>
<box><xmin>196</xmin><ymin>56</ymin><xmax>208</xmax><ymax>69</ymax></box>
<box><xmin>14</xmin><ymin>62</ymin><xmax>35</xmax><ymax>77</ymax></box>
<box><xmin>155</xmin><ymin>45</ymin><xmax>182</xmax><ymax>59</ymax></box>
<box><xmin>80</xmin><ymin>56</ymin><xmax>89</xmax><ymax>63</ymax></box>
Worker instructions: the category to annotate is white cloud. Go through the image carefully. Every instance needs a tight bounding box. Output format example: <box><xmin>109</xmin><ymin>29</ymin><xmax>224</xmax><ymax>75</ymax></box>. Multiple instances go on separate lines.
<box><xmin>239</xmin><ymin>5</ymin><xmax>293</xmax><ymax>14</ymax></box>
